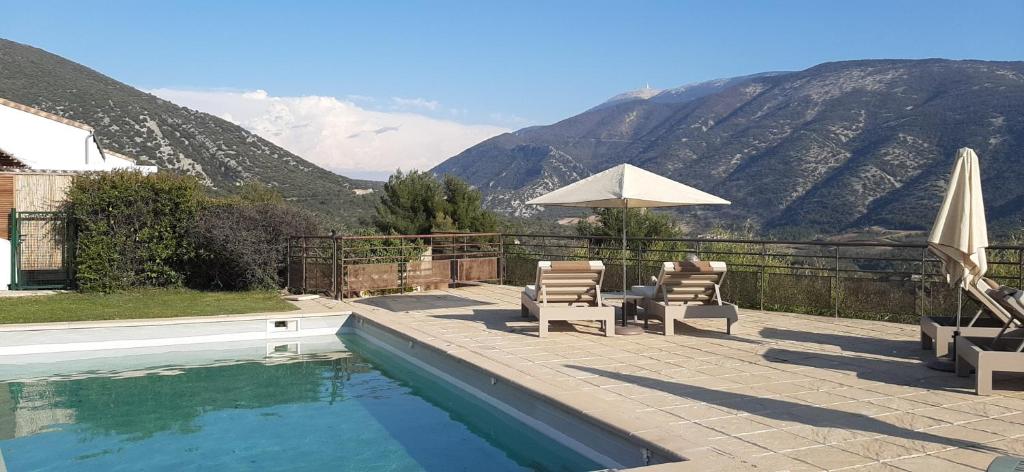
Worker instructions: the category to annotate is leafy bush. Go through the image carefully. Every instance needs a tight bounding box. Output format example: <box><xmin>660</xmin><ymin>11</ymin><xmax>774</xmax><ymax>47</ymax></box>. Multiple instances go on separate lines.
<box><xmin>191</xmin><ymin>200</ymin><xmax>321</xmax><ymax>290</ymax></box>
<box><xmin>65</xmin><ymin>171</ymin><xmax>203</xmax><ymax>292</ymax></box>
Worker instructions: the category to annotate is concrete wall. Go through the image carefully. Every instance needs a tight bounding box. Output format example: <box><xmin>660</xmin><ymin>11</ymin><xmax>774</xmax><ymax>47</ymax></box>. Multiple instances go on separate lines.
<box><xmin>0</xmin><ymin>237</ymin><xmax>10</xmax><ymax>290</ymax></box>
<box><xmin>0</xmin><ymin>102</ymin><xmax>151</xmax><ymax>173</ymax></box>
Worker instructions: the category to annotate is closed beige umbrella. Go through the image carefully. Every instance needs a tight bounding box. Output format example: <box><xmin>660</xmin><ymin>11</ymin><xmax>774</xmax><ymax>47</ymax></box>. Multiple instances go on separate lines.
<box><xmin>527</xmin><ymin>164</ymin><xmax>730</xmax><ymax>333</ymax></box>
<box><xmin>928</xmin><ymin>147</ymin><xmax>988</xmax><ymax>291</ymax></box>
<box><xmin>927</xmin><ymin>147</ymin><xmax>988</xmax><ymax>367</ymax></box>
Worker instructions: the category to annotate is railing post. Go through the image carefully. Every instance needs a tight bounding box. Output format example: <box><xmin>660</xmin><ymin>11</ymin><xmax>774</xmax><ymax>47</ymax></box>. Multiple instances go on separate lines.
<box><xmin>759</xmin><ymin>243</ymin><xmax>766</xmax><ymax>311</ymax></box>
<box><xmin>833</xmin><ymin>246</ymin><xmax>840</xmax><ymax>319</ymax></box>
<box><xmin>918</xmin><ymin>248</ymin><xmax>928</xmax><ymax>317</ymax></box>
<box><xmin>331</xmin><ymin>237</ymin><xmax>338</xmax><ymax>299</ymax></box>
<box><xmin>498</xmin><ymin>233</ymin><xmax>505</xmax><ymax>286</ymax></box>
<box><xmin>9</xmin><ymin>208</ymin><xmax>18</xmax><ymax>290</ymax></box>
<box><xmin>400</xmin><ymin>260</ymin><xmax>407</xmax><ymax>294</ymax></box>
<box><xmin>634</xmin><ymin>239</ymin><xmax>642</xmax><ymax>287</ymax></box>
<box><xmin>286</xmin><ymin>238</ymin><xmax>291</xmax><ymax>291</ymax></box>
<box><xmin>1018</xmin><ymin>249</ymin><xmax>1023</xmax><ymax>290</ymax></box>
<box><xmin>300</xmin><ymin>237</ymin><xmax>307</xmax><ymax>293</ymax></box>
<box><xmin>338</xmin><ymin>237</ymin><xmax>346</xmax><ymax>300</ymax></box>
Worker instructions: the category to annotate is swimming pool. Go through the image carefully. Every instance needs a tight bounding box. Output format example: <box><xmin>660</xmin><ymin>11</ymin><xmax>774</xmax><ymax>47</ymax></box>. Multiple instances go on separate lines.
<box><xmin>0</xmin><ymin>335</ymin><xmax>602</xmax><ymax>471</ymax></box>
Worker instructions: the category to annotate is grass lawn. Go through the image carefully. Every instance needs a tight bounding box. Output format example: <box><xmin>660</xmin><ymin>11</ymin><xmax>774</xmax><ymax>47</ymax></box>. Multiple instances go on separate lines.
<box><xmin>0</xmin><ymin>289</ymin><xmax>298</xmax><ymax>324</ymax></box>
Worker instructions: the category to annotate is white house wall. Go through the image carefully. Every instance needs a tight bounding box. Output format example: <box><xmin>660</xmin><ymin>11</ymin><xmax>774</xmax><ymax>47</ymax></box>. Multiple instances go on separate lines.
<box><xmin>0</xmin><ymin>103</ymin><xmax>145</xmax><ymax>172</ymax></box>
<box><xmin>0</xmin><ymin>238</ymin><xmax>10</xmax><ymax>291</ymax></box>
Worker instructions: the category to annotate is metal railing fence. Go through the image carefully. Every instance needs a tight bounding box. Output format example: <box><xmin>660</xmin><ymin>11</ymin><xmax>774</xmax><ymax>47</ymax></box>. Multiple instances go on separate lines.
<box><xmin>286</xmin><ymin>233</ymin><xmax>502</xmax><ymax>299</ymax></box>
<box><xmin>284</xmin><ymin>230</ymin><xmax>1024</xmax><ymax>324</ymax></box>
<box><xmin>501</xmin><ymin>233</ymin><xmax>1024</xmax><ymax>324</ymax></box>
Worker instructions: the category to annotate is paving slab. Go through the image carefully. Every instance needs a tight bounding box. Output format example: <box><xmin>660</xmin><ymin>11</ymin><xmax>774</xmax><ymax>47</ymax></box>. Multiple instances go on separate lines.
<box><xmin>339</xmin><ymin>285</ymin><xmax>1024</xmax><ymax>471</ymax></box>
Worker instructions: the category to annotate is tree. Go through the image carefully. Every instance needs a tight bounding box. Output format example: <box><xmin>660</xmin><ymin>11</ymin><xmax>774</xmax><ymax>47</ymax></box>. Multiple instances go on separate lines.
<box><xmin>575</xmin><ymin>208</ymin><xmax>678</xmax><ymax>241</ymax></box>
<box><xmin>442</xmin><ymin>175</ymin><xmax>498</xmax><ymax>233</ymax></box>
<box><xmin>373</xmin><ymin>170</ymin><xmax>498</xmax><ymax>234</ymax></box>
<box><xmin>373</xmin><ymin>170</ymin><xmax>447</xmax><ymax>235</ymax></box>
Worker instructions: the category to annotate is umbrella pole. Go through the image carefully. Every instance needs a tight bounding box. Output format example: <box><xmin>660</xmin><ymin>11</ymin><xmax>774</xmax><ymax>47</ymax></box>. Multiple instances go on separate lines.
<box><xmin>927</xmin><ymin>277</ymin><xmax>965</xmax><ymax>371</ymax></box>
<box><xmin>613</xmin><ymin>207</ymin><xmax>645</xmax><ymax>335</ymax></box>
<box><xmin>618</xmin><ymin>208</ymin><xmax>626</xmax><ymax>298</ymax></box>
<box><xmin>954</xmin><ymin>280</ymin><xmax>963</xmax><ymax>337</ymax></box>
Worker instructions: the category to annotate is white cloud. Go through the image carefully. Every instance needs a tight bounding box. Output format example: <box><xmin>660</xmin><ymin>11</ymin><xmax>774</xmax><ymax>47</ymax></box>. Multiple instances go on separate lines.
<box><xmin>390</xmin><ymin>96</ymin><xmax>440</xmax><ymax>111</ymax></box>
<box><xmin>148</xmin><ymin>88</ymin><xmax>507</xmax><ymax>179</ymax></box>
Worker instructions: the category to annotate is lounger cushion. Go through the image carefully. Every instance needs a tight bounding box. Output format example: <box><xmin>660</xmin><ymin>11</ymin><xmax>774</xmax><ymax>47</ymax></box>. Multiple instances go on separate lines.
<box><xmin>523</xmin><ymin>284</ymin><xmax>538</xmax><ymax>300</ymax></box>
<box><xmin>631</xmin><ymin>285</ymin><xmax>656</xmax><ymax>298</ymax></box>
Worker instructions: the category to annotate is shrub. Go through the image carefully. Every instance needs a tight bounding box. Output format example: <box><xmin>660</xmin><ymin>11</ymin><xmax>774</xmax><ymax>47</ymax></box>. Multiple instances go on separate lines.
<box><xmin>65</xmin><ymin>174</ymin><xmax>322</xmax><ymax>292</ymax></box>
<box><xmin>65</xmin><ymin>172</ymin><xmax>203</xmax><ymax>292</ymax></box>
<box><xmin>191</xmin><ymin>200</ymin><xmax>321</xmax><ymax>290</ymax></box>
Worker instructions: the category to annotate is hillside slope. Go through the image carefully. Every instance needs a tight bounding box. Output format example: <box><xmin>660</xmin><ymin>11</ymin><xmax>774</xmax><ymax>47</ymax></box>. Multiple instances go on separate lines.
<box><xmin>435</xmin><ymin>60</ymin><xmax>1024</xmax><ymax>235</ymax></box>
<box><xmin>0</xmin><ymin>39</ymin><xmax>377</xmax><ymax>228</ymax></box>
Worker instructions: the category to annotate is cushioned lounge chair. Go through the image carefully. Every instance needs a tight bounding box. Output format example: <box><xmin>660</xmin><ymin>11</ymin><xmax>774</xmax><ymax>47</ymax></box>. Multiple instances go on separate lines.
<box><xmin>956</xmin><ymin>287</ymin><xmax>1024</xmax><ymax>395</ymax></box>
<box><xmin>520</xmin><ymin>261</ymin><xmax>615</xmax><ymax>337</ymax></box>
<box><xmin>632</xmin><ymin>261</ymin><xmax>738</xmax><ymax>336</ymax></box>
<box><xmin>921</xmin><ymin>277</ymin><xmax>1024</xmax><ymax>357</ymax></box>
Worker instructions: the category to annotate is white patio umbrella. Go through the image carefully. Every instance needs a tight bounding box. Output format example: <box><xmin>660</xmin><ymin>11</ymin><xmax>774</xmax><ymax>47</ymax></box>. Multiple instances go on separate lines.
<box><xmin>927</xmin><ymin>147</ymin><xmax>988</xmax><ymax>362</ymax></box>
<box><xmin>527</xmin><ymin>164</ymin><xmax>730</xmax><ymax>332</ymax></box>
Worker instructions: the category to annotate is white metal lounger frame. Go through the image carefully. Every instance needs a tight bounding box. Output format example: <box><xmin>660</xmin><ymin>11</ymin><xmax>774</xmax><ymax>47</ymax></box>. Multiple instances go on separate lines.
<box><xmin>520</xmin><ymin>261</ymin><xmax>615</xmax><ymax>337</ymax></box>
<box><xmin>638</xmin><ymin>261</ymin><xmax>738</xmax><ymax>336</ymax></box>
<box><xmin>956</xmin><ymin>288</ymin><xmax>1024</xmax><ymax>395</ymax></box>
<box><xmin>921</xmin><ymin>277</ymin><xmax>1024</xmax><ymax>357</ymax></box>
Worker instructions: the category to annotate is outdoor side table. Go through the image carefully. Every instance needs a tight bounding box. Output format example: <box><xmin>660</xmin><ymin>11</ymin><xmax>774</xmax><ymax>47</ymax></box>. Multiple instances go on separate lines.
<box><xmin>603</xmin><ymin>292</ymin><xmax>646</xmax><ymax>335</ymax></box>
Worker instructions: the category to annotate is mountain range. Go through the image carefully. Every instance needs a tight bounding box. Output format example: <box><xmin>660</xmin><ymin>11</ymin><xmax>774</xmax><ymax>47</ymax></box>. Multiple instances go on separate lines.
<box><xmin>0</xmin><ymin>39</ymin><xmax>378</xmax><ymax>228</ymax></box>
<box><xmin>434</xmin><ymin>59</ymin><xmax>1024</xmax><ymax>236</ymax></box>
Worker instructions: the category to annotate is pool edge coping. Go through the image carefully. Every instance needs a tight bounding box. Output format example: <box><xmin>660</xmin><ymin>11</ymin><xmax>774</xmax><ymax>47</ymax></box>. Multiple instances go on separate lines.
<box><xmin>0</xmin><ymin>310</ymin><xmax>352</xmax><ymax>332</ymax></box>
<box><xmin>349</xmin><ymin>311</ymin><xmax>706</xmax><ymax>468</ymax></box>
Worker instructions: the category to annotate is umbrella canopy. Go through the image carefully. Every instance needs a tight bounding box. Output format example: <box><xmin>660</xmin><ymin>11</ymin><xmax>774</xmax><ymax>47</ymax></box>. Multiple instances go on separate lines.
<box><xmin>928</xmin><ymin>147</ymin><xmax>988</xmax><ymax>290</ymax></box>
<box><xmin>526</xmin><ymin>164</ymin><xmax>730</xmax><ymax>208</ymax></box>
<box><xmin>526</xmin><ymin>164</ymin><xmax>729</xmax><ymax>334</ymax></box>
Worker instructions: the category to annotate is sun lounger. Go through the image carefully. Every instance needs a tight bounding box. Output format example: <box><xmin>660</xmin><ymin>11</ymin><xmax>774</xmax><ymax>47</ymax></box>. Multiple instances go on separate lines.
<box><xmin>520</xmin><ymin>261</ymin><xmax>615</xmax><ymax>337</ymax></box>
<box><xmin>632</xmin><ymin>261</ymin><xmax>738</xmax><ymax>336</ymax></box>
<box><xmin>921</xmin><ymin>277</ymin><xmax>1023</xmax><ymax>357</ymax></box>
<box><xmin>956</xmin><ymin>287</ymin><xmax>1024</xmax><ymax>395</ymax></box>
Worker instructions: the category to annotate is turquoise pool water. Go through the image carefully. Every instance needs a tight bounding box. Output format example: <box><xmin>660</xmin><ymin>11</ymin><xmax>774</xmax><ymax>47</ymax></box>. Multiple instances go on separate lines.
<box><xmin>0</xmin><ymin>336</ymin><xmax>601</xmax><ymax>471</ymax></box>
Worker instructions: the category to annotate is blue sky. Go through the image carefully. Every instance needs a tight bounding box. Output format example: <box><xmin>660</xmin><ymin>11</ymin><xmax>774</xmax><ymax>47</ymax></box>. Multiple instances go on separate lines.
<box><xmin>3</xmin><ymin>0</ymin><xmax>1021</xmax><ymax>126</ymax></box>
<box><xmin>1</xmin><ymin>1</ymin><xmax>1021</xmax><ymax>178</ymax></box>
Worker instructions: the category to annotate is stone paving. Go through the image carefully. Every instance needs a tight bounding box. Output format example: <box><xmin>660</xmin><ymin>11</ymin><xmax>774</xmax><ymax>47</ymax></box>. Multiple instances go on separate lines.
<box><xmin>312</xmin><ymin>285</ymin><xmax>1024</xmax><ymax>471</ymax></box>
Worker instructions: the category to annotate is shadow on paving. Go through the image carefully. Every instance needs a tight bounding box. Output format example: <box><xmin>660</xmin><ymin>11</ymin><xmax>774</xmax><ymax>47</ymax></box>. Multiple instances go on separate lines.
<box><xmin>354</xmin><ymin>294</ymin><xmax>494</xmax><ymax>312</ymax></box>
<box><xmin>431</xmin><ymin>309</ymin><xmax>601</xmax><ymax>337</ymax></box>
<box><xmin>568</xmin><ymin>365</ymin><xmax>999</xmax><ymax>452</ymax></box>
<box><xmin>665</xmin><ymin>321</ymin><xmax>765</xmax><ymax>345</ymax></box>
<box><xmin>764</xmin><ymin>347</ymin><xmax>1024</xmax><ymax>394</ymax></box>
<box><xmin>761</xmin><ymin>347</ymin><xmax>968</xmax><ymax>392</ymax></box>
<box><xmin>758</xmin><ymin>327</ymin><xmax>922</xmax><ymax>359</ymax></box>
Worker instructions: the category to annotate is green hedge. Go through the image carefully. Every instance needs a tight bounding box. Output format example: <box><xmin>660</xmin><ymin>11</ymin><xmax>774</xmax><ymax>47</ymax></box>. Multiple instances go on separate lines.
<box><xmin>63</xmin><ymin>172</ymin><xmax>321</xmax><ymax>292</ymax></box>
<box><xmin>65</xmin><ymin>172</ymin><xmax>202</xmax><ymax>292</ymax></box>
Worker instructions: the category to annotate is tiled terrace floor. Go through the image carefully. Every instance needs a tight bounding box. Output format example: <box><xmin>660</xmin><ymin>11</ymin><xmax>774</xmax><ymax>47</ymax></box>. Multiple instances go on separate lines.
<box><xmin>316</xmin><ymin>285</ymin><xmax>1024</xmax><ymax>471</ymax></box>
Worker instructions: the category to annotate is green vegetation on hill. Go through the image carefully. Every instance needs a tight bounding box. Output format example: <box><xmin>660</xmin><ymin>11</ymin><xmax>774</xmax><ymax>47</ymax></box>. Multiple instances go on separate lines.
<box><xmin>0</xmin><ymin>38</ymin><xmax>378</xmax><ymax>228</ymax></box>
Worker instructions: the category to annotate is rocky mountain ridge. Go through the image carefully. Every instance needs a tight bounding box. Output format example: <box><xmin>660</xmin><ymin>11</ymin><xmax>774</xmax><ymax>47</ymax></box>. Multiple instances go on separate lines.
<box><xmin>435</xmin><ymin>59</ymin><xmax>1024</xmax><ymax>235</ymax></box>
